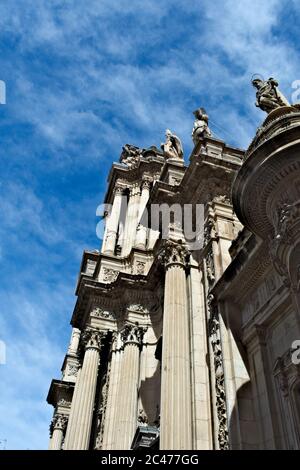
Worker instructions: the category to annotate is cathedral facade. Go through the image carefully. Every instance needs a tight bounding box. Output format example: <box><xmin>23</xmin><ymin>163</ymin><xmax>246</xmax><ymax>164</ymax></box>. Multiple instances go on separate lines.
<box><xmin>47</xmin><ymin>80</ymin><xmax>300</xmax><ymax>450</ymax></box>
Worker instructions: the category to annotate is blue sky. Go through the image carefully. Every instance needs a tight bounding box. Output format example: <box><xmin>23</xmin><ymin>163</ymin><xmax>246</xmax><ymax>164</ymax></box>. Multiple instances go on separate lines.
<box><xmin>0</xmin><ymin>0</ymin><xmax>299</xmax><ymax>450</ymax></box>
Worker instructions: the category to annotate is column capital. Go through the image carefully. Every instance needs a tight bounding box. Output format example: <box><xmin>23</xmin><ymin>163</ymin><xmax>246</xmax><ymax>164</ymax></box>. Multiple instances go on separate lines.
<box><xmin>113</xmin><ymin>184</ymin><xmax>125</xmax><ymax>196</ymax></box>
<box><xmin>158</xmin><ymin>240</ymin><xmax>190</xmax><ymax>269</ymax></box>
<box><xmin>81</xmin><ymin>329</ymin><xmax>106</xmax><ymax>351</ymax></box>
<box><xmin>141</xmin><ymin>179</ymin><xmax>152</xmax><ymax>190</ymax></box>
<box><xmin>129</xmin><ymin>183</ymin><xmax>141</xmax><ymax>197</ymax></box>
<box><xmin>120</xmin><ymin>323</ymin><xmax>145</xmax><ymax>347</ymax></box>
<box><xmin>50</xmin><ymin>414</ymin><xmax>68</xmax><ymax>436</ymax></box>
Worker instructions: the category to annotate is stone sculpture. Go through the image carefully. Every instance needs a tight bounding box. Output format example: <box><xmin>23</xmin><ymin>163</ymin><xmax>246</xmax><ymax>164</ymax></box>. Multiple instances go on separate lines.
<box><xmin>252</xmin><ymin>76</ymin><xmax>290</xmax><ymax>113</ymax></box>
<box><xmin>161</xmin><ymin>129</ymin><xmax>184</xmax><ymax>160</ymax></box>
<box><xmin>192</xmin><ymin>107</ymin><xmax>212</xmax><ymax>144</ymax></box>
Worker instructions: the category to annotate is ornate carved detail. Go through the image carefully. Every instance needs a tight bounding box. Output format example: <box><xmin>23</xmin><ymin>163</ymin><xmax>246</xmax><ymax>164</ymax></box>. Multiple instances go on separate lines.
<box><xmin>141</xmin><ymin>179</ymin><xmax>152</xmax><ymax>190</ymax></box>
<box><xmin>128</xmin><ymin>303</ymin><xmax>148</xmax><ymax>313</ymax></box>
<box><xmin>49</xmin><ymin>414</ymin><xmax>68</xmax><ymax>437</ymax></box>
<box><xmin>66</xmin><ymin>364</ymin><xmax>79</xmax><ymax>377</ymax></box>
<box><xmin>120</xmin><ymin>144</ymin><xmax>143</xmax><ymax>168</ymax></box>
<box><xmin>158</xmin><ymin>240</ymin><xmax>190</xmax><ymax>268</ymax></box>
<box><xmin>206</xmin><ymin>247</ymin><xmax>216</xmax><ymax>287</ymax></box>
<box><xmin>94</xmin><ymin>360</ymin><xmax>111</xmax><ymax>450</ymax></box>
<box><xmin>208</xmin><ymin>297</ymin><xmax>229</xmax><ymax>450</ymax></box>
<box><xmin>81</xmin><ymin>329</ymin><xmax>106</xmax><ymax>351</ymax></box>
<box><xmin>135</xmin><ymin>261</ymin><xmax>146</xmax><ymax>275</ymax></box>
<box><xmin>90</xmin><ymin>307</ymin><xmax>116</xmax><ymax>320</ymax></box>
<box><xmin>103</xmin><ymin>268</ymin><xmax>119</xmax><ymax>283</ymax></box>
<box><xmin>213</xmin><ymin>194</ymin><xmax>231</xmax><ymax>205</ymax></box>
<box><xmin>137</xmin><ymin>409</ymin><xmax>149</xmax><ymax>427</ymax></box>
<box><xmin>275</xmin><ymin>201</ymin><xmax>300</xmax><ymax>244</ymax></box>
<box><xmin>57</xmin><ymin>398</ymin><xmax>71</xmax><ymax>408</ymax></box>
<box><xmin>120</xmin><ymin>323</ymin><xmax>145</xmax><ymax>347</ymax></box>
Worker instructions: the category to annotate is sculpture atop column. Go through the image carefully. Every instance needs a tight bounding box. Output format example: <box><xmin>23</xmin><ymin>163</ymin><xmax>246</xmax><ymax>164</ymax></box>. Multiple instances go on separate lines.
<box><xmin>192</xmin><ymin>107</ymin><xmax>212</xmax><ymax>144</ymax></box>
<box><xmin>161</xmin><ymin>129</ymin><xmax>184</xmax><ymax>161</ymax></box>
<box><xmin>251</xmin><ymin>76</ymin><xmax>290</xmax><ymax>113</ymax></box>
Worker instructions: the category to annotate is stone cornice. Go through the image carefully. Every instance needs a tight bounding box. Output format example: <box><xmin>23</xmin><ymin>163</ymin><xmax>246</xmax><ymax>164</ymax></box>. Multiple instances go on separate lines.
<box><xmin>104</xmin><ymin>156</ymin><xmax>165</xmax><ymax>205</ymax></box>
<box><xmin>46</xmin><ymin>379</ymin><xmax>74</xmax><ymax>408</ymax></box>
<box><xmin>71</xmin><ymin>264</ymin><xmax>164</xmax><ymax>329</ymax></box>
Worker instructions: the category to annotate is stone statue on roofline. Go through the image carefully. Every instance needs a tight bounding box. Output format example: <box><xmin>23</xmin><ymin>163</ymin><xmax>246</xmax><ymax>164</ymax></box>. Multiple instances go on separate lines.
<box><xmin>251</xmin><ymin>76</ymin><xmax>290</xmax><ymax>114</ymax></box>
<box><xmin>161</xmin><ymin>129</ymin><xmax>184</xmax><ymax>161</ymax></box>
<box><xmin>120</xmin><ymin>144</ymin><xmax>143</xmax><ymax>167</ymax></box>
<box><xmin>192</xmin><ymin>107</ymin><xmax>212</xmax><ymax>144</ymax></box>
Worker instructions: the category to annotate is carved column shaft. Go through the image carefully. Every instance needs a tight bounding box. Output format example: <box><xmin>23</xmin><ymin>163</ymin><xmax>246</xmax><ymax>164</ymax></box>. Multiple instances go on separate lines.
<box><xmin>102</xmin><ymin>186</ymin><xmax>123</xmax><ymax>255</ymax></box>
<box><xmin>101</xmin><ymin>337</ymin><xmax>123</xmax><ymax>449</ymax></box>
<box><xmin>160</xmin><ymin>242</ymin><xmax>193</xmax><ymax>450</ymax></box>
<box><xmin>114</xmin><ymin>325</ymin><xmax>144</xmax><ymax>449</ymax></box>
<box><xmin>135</xmin><ymin>181</ymin><xmax>151</xmax><ymax>249</ymax></box>
<box><xmin>64</xmin><ymin>331</ymin><xmax>104</xmax><ymax>450</ymax></box>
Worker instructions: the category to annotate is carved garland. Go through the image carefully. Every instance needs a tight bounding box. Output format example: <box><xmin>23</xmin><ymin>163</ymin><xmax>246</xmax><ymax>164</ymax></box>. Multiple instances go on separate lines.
<box><xmin>208</xmin><ymin>295</ymin><xmax>229</xmax><ymax>450</ymax></box>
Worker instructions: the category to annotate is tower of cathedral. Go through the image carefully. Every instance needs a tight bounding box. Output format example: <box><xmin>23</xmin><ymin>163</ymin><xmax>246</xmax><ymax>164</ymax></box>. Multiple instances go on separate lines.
<box><xmin>47</xmin><ymin>83</ymin><xmax>300</xmax><ymax>450</ymax></box>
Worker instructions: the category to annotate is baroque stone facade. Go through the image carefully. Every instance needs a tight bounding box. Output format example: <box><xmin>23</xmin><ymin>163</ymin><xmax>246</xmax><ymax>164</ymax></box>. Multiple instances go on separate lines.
<box><xmin>47</xmin><ymin>88</ymin><xmax>300</xmax><ymax>450</ymax></box>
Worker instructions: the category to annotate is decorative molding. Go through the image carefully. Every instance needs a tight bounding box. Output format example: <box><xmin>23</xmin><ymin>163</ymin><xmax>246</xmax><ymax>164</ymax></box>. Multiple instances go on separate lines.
<box><xmin>66</xmin><ymin>364</ymin><xmax>79</xmax><ymax>377</ymax></box>
<box><xmin>206</xmin><ymin>247</ymin><xmax>215</xmax><ymax>287</ymax></box>
<box><xmin>103</xmin><ymin>268</ymin><xmax>119</xmax><ymax>283</ymax></box>
<box><xmin>128</xmin><ymin>303</ymin><xmax>148</xmax><ymax>314</ymax></box>
<box><xmin>208</xmin><ymin>296</ymin><xmax>229</xmax><ymax>450</ymax></box>
<box><xmin>57</xmin><ymin>398</ymin><xmax>72</xmax><ymax>408</ymax></box>
<box><xmin>90</xmin><ymin>307</ymin><xmax>116</xmax><ymax>321</ymax></box>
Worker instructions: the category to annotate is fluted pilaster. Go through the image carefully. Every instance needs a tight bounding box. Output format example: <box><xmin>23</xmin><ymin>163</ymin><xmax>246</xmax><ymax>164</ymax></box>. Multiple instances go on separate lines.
<box><xmin>114</xmin><ymin>324</ymin><xmax>144</xmax><ymax>449</ymax></box>
<box><xmin>159</xmin><ymin>240</ymin><xmax>193</xmax><ymax>449</ymax></box>
<box><xmin>64</xmin><ymin>329</ymin><xmax>105</xmax><ymax>450</ymax></box>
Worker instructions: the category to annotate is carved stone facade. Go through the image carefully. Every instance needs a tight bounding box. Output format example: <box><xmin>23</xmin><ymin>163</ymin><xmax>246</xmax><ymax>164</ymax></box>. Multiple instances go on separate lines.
<box><xmin>48</xmin><ymin>100</ymin><xmax>300</xmax><ymax>450</ymax></box>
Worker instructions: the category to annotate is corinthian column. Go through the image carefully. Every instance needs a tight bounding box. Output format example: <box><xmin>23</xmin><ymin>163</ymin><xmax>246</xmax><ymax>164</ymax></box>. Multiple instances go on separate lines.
<box><xmin>159</xmin><ymin>240</ymin><xmax>193</xmax><ymax>449</ymax></box>
<box><xmin>135</xmin><ymin>180</ymin><xmax>151</xmax><ymax>249</ymax></box>
<box><xmin>49</xmin><ymin>414</ymin><xmax>68</xmax><ymax>450</ymax></box>
<box><xmin>114</xmin><ymin>324</ymin><xmax>144</xmax><ymax>449</ymax></box>
<box><xmin>102</xmin><ymin>185</ymin><xmax>124</xmax><ymax>255</ymax></box>
<box><xmin>64</xmin><ymin>329</ymin><xmax>105</xmax><ymax>450</ymax></box>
